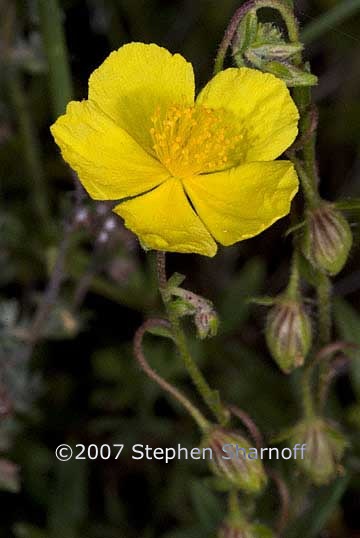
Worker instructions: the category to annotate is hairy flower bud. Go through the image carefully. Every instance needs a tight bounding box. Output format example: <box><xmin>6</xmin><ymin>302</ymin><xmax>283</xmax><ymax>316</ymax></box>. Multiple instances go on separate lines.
<box><xmin>169</xmin><ymin>287</ymin><xmax>219</xmax><ymax>339</ymax></box>
<box><xmin>288</xmin><ymin>417</ymin><xmax>348</xmax><ymax>485</ymax></box>
<box><xmin>194</xmin><ymin>307</ymin><xmax>219</xmax><ymax>339</ymax></box>
<box><xmin>302</xmin><ymin>203</ymin><xmax>353</xmax><ymax>275</ymax></box>
<box><xmin>203</xmin><ymin>428</ymin><xmax>267</xmax><ymax>494</ymax></box>
<box><xmin>265</xmin><ymin>300</ymin><xmax>312</xmax><ymax>373</ymax></box>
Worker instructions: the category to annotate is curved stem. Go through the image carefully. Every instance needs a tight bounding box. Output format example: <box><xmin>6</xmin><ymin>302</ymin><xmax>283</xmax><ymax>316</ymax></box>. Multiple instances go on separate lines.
<box><xmin>227</xmin><ymin>404</ymin><xmax>264</xmax><ymax>450</ymax></box>
<box><xmin>156</xmin><ymin>252</ymin><xmax>228</xmax><ymax>425</ymax></box>
<box><xmin>214</xmin><ymin>0</ymin><xmax>256</xmax><ymax>74</ymax></box>
<box><xmin>134</xmin><ymin>318</ymin><xmax>209</xmax><ymax>431</ymax></box>
<box><xmin>267</xmin><ymin>469</ymin><xmax>290</xmax><ymax>536</ymax></box>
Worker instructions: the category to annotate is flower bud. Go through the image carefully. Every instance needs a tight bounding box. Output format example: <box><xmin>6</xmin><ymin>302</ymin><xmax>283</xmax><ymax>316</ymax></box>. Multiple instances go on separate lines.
<box><xmin>194</xmin><ymin>307</ymin><xmax>219</xmax><ymax>339</ymax></box>
<box><xmin>287</xmin><ymin>417</ymin><xmax>348</xmax><ymax>485</ymax></box>
<box><xmin>302</xmin><ymin>203</ymin><xmax>353</xmax><ymax>275</ymax></box>
<box><xmin>203</xmin><ymin>428</ymin><xmax>267</xmax><ymax>494</ymax></box>
<box><xmin>169</xmin><ymin>288</ymin><xmax>219</xmax><ymax>339</ymax></box>
<box><xmin>265</xmin><ymin>300</ymin><xmax>312</xmax><ymax>373</ymax></box>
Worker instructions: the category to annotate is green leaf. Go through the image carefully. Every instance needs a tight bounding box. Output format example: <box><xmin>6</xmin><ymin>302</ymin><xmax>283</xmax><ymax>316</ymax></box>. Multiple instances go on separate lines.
<box><xmin>219</xmin><ymin>257</ymin><xmax>266</xmax><ymax>335</ymax></box>
<box><xmin>335</xmin><ymin>198</ymin><xmax>360</xmax><ymax>211</ymax></box>
<box><xmin>190</xmin><ymin>480</ymin><xmax>223</xmax><ymax>531</ymax></box>
<box><xmin>48</xmin><ymin>456</ymin><xmax>88</xmax><ymax>538</ymax></box>
<box><xmin>287</xmin><ymin>474</ymin><xmax>349</xmax><ymax>538</ymax></box>
<box><xmin>334</xmin><ymin>298</ymin><xmax>360</xmax><ymax>399</ymax></box>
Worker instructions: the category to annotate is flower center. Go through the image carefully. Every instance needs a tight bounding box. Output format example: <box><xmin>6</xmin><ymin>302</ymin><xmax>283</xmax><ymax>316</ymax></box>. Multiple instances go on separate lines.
<box><xmin>150</xmin><ymin>104</ymin><xmax>242</xmax><ymax>177</ymax></box>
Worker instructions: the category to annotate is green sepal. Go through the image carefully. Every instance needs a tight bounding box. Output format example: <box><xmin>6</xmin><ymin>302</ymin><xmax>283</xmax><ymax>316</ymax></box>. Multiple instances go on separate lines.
<box><xmin>248</xmin><ymin>41</ymin><xmax>303</xmax><ymax>61</ymax></box>
<box><xmin>146</xmin><ymin>324</ymin><xmax>174</xmax><ymax>341</ymax></box>
<box><xmin>168</xmin><ymin>297</ymin><xmax>195</xmax><ymax>318</ymax></box>
<box><xmin>261</xmin><ymin>60</ymin><xmax>318</xmax><ymax>87</ymax></box>
<box><xmin>167</xmin><ymin>272</ymin><xmax>186</xmax><ymax>289</ymax></box>
<box><xmin>233</xmin><ymin>10</ymin><xmax>259</xmax><ymax>58</ymax></box>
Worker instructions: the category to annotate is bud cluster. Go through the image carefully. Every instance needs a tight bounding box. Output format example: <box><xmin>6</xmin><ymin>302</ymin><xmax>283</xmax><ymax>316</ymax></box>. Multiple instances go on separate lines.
<box><xmin>233</xmin><ymin>13</ymin><xmax>317</xmax><ymax>87</ymax></box>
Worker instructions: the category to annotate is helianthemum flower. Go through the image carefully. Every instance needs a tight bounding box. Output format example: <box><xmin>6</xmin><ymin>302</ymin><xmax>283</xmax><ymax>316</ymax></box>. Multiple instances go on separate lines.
<box><xmin>51</xmin><ymin>43</ymin><xmax>299</xmax><ymax>256</ymax></box>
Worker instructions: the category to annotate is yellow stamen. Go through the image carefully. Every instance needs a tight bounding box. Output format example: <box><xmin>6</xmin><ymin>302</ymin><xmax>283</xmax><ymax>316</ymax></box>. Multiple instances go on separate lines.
<box><xmin>150</xmin><ymin>104</ymin><xmax>242</xmax><ymax>177</ymax></box>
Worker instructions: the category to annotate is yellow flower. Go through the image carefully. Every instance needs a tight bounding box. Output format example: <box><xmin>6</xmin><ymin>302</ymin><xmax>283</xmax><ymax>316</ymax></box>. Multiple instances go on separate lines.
<box><xmin>51</xmin><ymin>42</ymin><xmax>299</xmax><ymax>257</ymax></box>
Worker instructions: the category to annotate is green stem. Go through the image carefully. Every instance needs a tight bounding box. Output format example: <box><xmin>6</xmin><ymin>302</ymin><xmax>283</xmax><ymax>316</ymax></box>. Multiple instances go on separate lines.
<box><xmin>316</xmin><ymin>273</ymin><xmax>332</xmax><ymax>411</ymax></box>
<box><xmin>134</xmin><ymin>319</ymin><xmax>209</xmax><ymax>432</ymax></box>
<box><xmin>302</xmin><ymin>0</ymin><xmax>360</xmax><ymax>44</ymax></box>
<box><xmin>156</xmin><ymin>252</ymin><xmax>227</xmax><ymax>425</ymax></box>
<box><xmin>301</xmin><ymin>273</ymin><xmax>332</xmax><ymax>416</ymax></box>
<box><xmin>293</xmin><ymin>87</ymin><xmax>319</xmax><ymax>184</ymax></box>
<box><xmin>38</xmin><ymin>0</ymin><xmax>73</xmax><ymax>118</ymax></box>
<box><xmin>301</xmin><ymin>361</ymin><xmax>315</xmax><ymax>418</ymax></box>
<box><xmin>228</xmin><ymin>489</ymin><xmax>242</xmax><ymax>519</ymax></box>
<box><xmin>290</xmin><ymin>156</ymin><xmax>320</xmax><ymax>208</ymax></box>
<box><xmin>287</xmin><ymin>251</ymin><xmax>301</xmax><ymax>299</ymax></box>
<box><xmin>6</xmin><ymin>68</ymin><xmax>49</xmax><ymax>224</ymax></box>
<box><xmin>317</xmin><ymin>273</ymin><xmax>332</xmax><ymax>347</ymax></box>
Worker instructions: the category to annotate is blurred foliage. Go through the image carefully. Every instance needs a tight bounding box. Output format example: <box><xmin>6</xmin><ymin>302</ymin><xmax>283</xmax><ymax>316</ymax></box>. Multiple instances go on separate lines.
<box><xmin>1</xmin><ymin>0</ymin><xmax>360</xmax><ymax>537</ymax></box>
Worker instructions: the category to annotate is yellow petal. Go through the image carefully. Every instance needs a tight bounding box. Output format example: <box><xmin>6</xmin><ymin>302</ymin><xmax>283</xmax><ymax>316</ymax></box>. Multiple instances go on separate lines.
<box><xmin>197</xmin><ymin>68</ymin><xmax>299</xmax><ymax>162</ymax></box>
<box><xmin>183</xmin><ymin>161</ymin><xmax>298</xmax><ymax>246</ymax></box>
<box><xmin>51</xmin><ymin>100</ymin><xmax>169</xmax><ymax>200</ymax></box>
<box><xmin>89</xmin><ymin>43</ymin><xmax>195</xmax><ymax>152</ymax></box>
<box><xmin>114</xmin><ymin>179</ymin><xmax>217</xmax><ymax>256</ymax></box>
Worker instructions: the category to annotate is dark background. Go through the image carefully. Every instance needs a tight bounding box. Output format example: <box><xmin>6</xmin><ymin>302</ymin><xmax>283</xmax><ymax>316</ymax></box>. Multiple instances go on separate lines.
<box><xmin>1</xmin><ymin>1</ymin><xmax>360</xmax><ymax>537</ymax></box>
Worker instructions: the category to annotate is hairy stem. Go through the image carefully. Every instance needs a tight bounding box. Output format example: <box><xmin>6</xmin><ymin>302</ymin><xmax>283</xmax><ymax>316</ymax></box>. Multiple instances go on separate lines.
<box><xmin>317</xmin><ymin>273</ymin><xmax>332</xmax><ymax>347</ymax></box>
<box><xmin>301</xmin><ymin>361</ymin><xmax>315</xmax><ymax>418</ymax></box>
<box><xmin>133</xmin><ymin>319</ymin><xmax>209</xmax><ymax>431</ymax></box>
<box><xmin>156</xmin><ymin>252</ymin><xmax>227</xmax><ymax>425</ymax></box>
<box><xmin>290</xmin><ymin>156</ymin><xmax>320</xmax><ymax>208</ymax></box>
